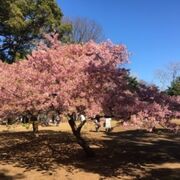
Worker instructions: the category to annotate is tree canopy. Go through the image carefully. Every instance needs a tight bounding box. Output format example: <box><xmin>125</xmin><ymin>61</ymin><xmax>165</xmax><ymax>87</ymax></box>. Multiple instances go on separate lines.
<box><xmin>0</xmin><ymin>0</ymin><xmax>72</xmax><ymax>63</ymax></box>
<box><xmin>0</xmin><ymin>34</ymin><xmax>179</xmax><ymax>133</ymax></box>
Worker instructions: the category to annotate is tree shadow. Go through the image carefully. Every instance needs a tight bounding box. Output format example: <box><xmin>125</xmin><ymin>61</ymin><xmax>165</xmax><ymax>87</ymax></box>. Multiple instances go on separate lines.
<box><xmin>141</xmin><ymin>168</ymin><xmax>180</xmax><ymax>180</ymax></box>
<box><xmin>0</xmin><ymin>169</ymin><xmax>25</xmax><ymax>180</ymax></box>
<box><xmin>0</xmin><ymin>129</ymin><xmax>179</xmax><ymax>179</ymax></box>
<box><xmin>0</xmin><ymin>131</ymin><xmax>80</xmax><ymax>173</ymax></box>
<box><xmin>91</xmin><ymin>129</ymin><xmax>180</xmax><ymax>179</ymax></box>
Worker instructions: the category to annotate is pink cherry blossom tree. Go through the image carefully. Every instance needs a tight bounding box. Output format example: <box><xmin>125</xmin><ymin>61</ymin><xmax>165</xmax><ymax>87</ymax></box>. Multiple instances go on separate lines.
<box><xmin>0</xmin><ymin>34</ymin><xmax>179</xmax><ymax>156</ymax></box>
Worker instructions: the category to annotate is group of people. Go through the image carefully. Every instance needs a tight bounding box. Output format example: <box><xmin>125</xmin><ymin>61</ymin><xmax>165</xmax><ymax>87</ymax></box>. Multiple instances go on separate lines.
<box><xmin>93</xmin><ymin>115</ymin><xmax>112</xmax><ymax>133</ymax></box>
<box><xmin>19</xmin><ymin>112</ymin><xmax>61</xmax><ymax>126</ymax></box>
<box><xmin>38</xmin><ymin>112</ymin><xmax>61</xmax><ymax>126</ymax></box>
<box><xmin>67</xmin><ymin>112</ymin><xmax>86</xmax><ymax>123</ymax></box>
<box><xmin>1</xmin><ymin>111</ymin><xmax>112</xmax><ymax>133</ymax></box>
<box><xmin>67</xmin><ymin>112</ymin><xmax>112</xmax><ymax>133</ymax></box>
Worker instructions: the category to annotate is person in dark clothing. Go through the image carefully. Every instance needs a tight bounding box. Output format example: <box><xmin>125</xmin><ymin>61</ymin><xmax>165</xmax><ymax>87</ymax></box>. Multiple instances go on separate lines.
<box><xmin>68</xmin><ymin>112</ymin><xmax>77</xmax><ymax>122</ymax></box>
<box><xmin>94</xmin><ymin>115</ymin><xmax>101</xmax><ymax>132</ymax></box>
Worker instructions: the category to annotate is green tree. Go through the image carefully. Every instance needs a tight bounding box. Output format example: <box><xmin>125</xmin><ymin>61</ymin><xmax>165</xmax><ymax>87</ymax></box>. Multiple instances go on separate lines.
<box><xmin>0</xmin><ymin>0</ymin><xmax>71</xmax><ymax>63</ymax></box>
<box><xmin>166</xmin><ymin>76</ymin><xmax>180</xmax><ymax>96</ymax></box>
<box><xmin>127</xmin><ymin>75</ymin><xmax>139</xmax><ymax>91</ymax></box>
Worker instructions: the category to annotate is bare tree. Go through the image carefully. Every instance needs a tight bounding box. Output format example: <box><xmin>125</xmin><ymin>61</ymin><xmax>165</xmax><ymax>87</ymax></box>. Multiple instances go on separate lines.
<box><xmin>63</xmin><ymin>17</ymin><xmax>105</xmax><ymax>43</ymax></box>
<box><xmin>167</xmin><ymin>62</ymin><xmax>180</xmax><ymax>82</ymax></box>
<box><xmin>154</xmin><ymin>62</ymin><xmax>180</xmax><ymax>90</ymax></box>
<box><xmin>155</xmin><ymin>69</ymin><xmax>169</xmax><ymax>90</ymax></box>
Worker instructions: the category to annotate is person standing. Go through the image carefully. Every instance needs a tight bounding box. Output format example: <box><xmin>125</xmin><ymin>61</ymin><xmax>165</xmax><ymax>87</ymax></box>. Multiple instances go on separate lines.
<box><xmin>94</xmin><ymin>115</ymin><xmax>101</xmax><ymax>132</ymax></box>
<box><xmin>105</xmin><ymin>116</ymin><xmax>112</xmax><ymax>133</ymax></box>
<box><xmin>79</xmin><ymin>113</ymin><xmax>86</xmax><ymax>122</ymax></box>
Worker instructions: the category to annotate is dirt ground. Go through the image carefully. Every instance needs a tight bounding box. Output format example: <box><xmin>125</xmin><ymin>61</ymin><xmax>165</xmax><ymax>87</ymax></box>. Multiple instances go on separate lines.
<box><xmin>0</xmin><ymin>120</ymin><xmax>179</xmax><ymax>180</ymax></box>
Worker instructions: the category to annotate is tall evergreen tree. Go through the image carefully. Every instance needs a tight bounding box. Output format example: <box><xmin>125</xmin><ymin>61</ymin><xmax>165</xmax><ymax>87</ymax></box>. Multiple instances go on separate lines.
<box><xmin>0</xmin><ymin>0</ymin><xmax>71</xmax><ymax>63</ymax></box>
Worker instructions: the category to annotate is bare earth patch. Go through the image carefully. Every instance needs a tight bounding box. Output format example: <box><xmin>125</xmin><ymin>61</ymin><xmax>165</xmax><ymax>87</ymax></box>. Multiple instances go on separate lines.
<box><xmin>0</xmin><ymin>120</ymin><xmax>179</xmax><ymax>180</ymax></box>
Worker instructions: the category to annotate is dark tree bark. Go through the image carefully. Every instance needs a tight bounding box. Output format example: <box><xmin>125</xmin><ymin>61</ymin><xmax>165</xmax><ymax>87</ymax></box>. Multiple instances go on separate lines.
<box><xmin>68</xmin><ymin>115</ymin><xmax>94</xmax><ymax>157</ymax></box>
<box><xmin>31</xmin><ymin>115</ymin><xmax>39</xmax><ymax>137</ymax></box>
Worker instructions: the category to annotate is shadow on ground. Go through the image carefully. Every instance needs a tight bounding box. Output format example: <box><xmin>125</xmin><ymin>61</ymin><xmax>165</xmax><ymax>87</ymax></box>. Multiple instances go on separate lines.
<box><xmin>0</xmin><ymin>129</ymin><xmax>179</xmax><ymax>179</ymax></box>
<box><xmin>0</xmin><ymin>169</ymin><xmax>25</xmax><ymax>180</ymax></box>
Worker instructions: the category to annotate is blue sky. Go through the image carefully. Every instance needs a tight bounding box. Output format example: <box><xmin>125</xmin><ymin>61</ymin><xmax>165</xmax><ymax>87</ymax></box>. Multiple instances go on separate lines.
<box><xmin>58</xmin><ymin>0</ymin><xmax>180</xmax><ymax>87</ymax></box>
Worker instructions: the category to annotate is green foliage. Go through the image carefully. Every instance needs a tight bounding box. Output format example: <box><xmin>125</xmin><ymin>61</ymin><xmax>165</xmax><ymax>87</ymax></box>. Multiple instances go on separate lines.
<box><xmin>126</xmin><ymin>74</ymin><xmax>139</xmax><ymax>91</ymax></box>
<box><xmin>0</xmin><ymin>0</ymin><xmax>72</xmax><ymax>63</ymax></box>
<box><xmin>166</xmin><ymin>76</ymin><xmax>180</xmax><ymax>96</ymax></box>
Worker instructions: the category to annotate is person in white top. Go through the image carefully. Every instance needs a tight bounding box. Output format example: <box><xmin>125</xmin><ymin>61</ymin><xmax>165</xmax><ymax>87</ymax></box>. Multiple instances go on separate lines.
<box><xmin>105</xmin><ymin>117</ymin><xmax>112</xmax><ymax>132</ymax></box>
<box><xmin>79</xmin><ymin>114</ymin><xmax>86</xmax><ymax>122</ymax></box>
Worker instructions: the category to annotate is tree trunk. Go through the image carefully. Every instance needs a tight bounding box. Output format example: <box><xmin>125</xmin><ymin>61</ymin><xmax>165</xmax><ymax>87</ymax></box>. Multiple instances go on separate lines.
<box><xmin>31</xmin><ymin>115</ymin><xmax>39</xmax><ymax>137</ymax></box>
<box><xmin>68</xmin><ymin>119</ymin><xmax>94</xmax><ymax>157</ymax></box>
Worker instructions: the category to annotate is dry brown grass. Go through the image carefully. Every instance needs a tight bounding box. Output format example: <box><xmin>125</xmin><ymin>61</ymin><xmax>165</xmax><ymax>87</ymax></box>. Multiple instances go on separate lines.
<box><xmin>0</xmin><ymin>120</ymin><xmax>179</xmax><ymax>180</ymax></box>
